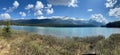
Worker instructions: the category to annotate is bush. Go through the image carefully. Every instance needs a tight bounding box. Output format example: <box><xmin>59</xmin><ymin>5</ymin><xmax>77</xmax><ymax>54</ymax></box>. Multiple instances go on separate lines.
<box><xmin>2</xmin><ymin>20</ymin><xmax>12</xmax><ymax>37</ymax></box>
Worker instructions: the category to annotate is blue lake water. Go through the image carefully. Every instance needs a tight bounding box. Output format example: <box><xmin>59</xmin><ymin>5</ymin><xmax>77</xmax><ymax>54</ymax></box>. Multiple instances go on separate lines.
<box><xmin>1</xmin><ymin>25</ymin><xmax>120</xmax><ymax>37</ymax></box>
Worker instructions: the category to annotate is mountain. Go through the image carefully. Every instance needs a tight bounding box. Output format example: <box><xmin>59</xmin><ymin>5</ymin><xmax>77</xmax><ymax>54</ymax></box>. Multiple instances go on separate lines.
<box><xmin>0</xmin><ymin>18</ymin><xmax>106</xmax><ymax>27</ymax></box>
<box><xmin>106</xmin><ymin>21</ymin><xmax>120</xmax><ymax>27</ymax></box>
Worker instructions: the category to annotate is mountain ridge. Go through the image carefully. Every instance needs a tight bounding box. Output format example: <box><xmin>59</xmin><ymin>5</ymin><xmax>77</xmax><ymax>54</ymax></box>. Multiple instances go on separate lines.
<box><xmin>0</xmin><ymin>18</ymin><xmax>106</xmax><ymax>27</ymax></box>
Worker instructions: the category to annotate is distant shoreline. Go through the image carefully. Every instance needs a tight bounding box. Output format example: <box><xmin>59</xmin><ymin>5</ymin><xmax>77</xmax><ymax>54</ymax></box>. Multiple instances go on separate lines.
<box><xmin>0</xmin><ymin>24</ymin><xmax>103</xmax><ymax>27</ymax></box>
<box><xmin>0</xmin><ymin>24</ymin><xmax>99</xmax><ymax>27</ymax></box>
<box><xmin>1</xmin><ymin>24</ymin><xmax>120</xmax><ymax>29</ymax></box>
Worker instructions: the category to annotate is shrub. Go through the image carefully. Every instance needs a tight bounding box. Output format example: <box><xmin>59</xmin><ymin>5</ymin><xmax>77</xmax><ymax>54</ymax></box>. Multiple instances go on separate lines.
<box><xmin>2</xmin><ymin>20</ymin><xmax>12</xmax><ymax>37</ymax></box>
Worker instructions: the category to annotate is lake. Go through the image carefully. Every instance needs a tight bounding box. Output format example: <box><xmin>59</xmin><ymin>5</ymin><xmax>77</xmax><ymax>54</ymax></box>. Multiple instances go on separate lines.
<box><xmin>1</xmin><ymin>25</ymin><xmax>120</xmax><ymax>37</ymax></box>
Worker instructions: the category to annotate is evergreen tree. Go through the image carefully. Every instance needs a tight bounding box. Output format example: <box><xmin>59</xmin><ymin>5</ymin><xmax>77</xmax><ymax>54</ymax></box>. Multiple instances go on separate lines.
<box><xmin>2</xmin><ymin>19</ymin><xmax>12</xmax><ymax>37</ymax></box>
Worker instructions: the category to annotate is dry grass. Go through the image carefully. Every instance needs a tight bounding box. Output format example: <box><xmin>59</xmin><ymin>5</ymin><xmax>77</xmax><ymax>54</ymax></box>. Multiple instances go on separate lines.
<box><xmin>0</xmin><ymin>29</ymin><xmax>119</xmax><ymax>55</ymax></box>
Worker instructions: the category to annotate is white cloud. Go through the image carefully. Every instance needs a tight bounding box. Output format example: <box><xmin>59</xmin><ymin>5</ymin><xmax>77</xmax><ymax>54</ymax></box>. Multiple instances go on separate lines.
<box><xmin>43</xmin><ymin>16</ymin><xmax>84</xmax><ymax>20</ymax></box>
<box><xmin>46</xmin><ymin>8</ymin><xmax>54</xmax><ymax>14</ymax></box>
<box><xmin>105</xmin><ymin>0</ymin><xmax>120</xmax><ymax>19</ymax></box>
<box><xmin>45</xmin><ymin>4</ymin><xmax>54</xmax><ymax>15</ymax></box>
<box><xmin>47</xmin><ymin>4</ymin><xmax>52</xmax><ymax>8</ymax></box>
<box><xmin>0</xmin><ymin>13</ymin><xmax>11</xmax><ymax>19</ymax></box>
<box><xmin>105</xmin><ymin>0</ymin><xmax>117</xmax><ymax>8</ymax></box>
<box><xmin>35</xmin><ymin>1</ymin><xmax>44</xmax><ymax>10</ymax></box>
<box><xmin>109</xmin><ymin>7</ymin><xmax>120</xmax><ymax>18</ymax></box>
<box><xmin>37</xmin><ymin>16</ymin><xmax>46</xmax><ymax>19</ymax></box>
<box><xmin>6</xmin><ymin>1</ymin><xmax>19</xmax><ymax>13</ymax></box>
<box><xmin>21</xmin><ymin>18</ymin><xmax>25</xmax><ymax>19</ymax></box>
<box><xmin>25</xmin><ymin>2</ymin><xmax>54</xmax><ymax>16</ymax></box>
<box><xmin>13</xmin><ymin>1</ymin><xmax>19</xmax><ymax>8</ymax></box>
<box><xmin>35</xmin><ymin>16</ymin><xmax>87</xmax><ymax>21</ymax></box>
<box><xmin>90</xmin><ymin>14</ymin><xmax>108</xmax><ymax>23</ymax></box>
<box><xmin>87</xmin><ymin>9</ymin><xmax>93</xmax><ymax>12</ymax></box>
<box><xmin>47</xmin><ymin>16</ymin><xmax>64</xmax><ymax>19</ymax></box>
<box><xmin>25</xmin><ymin>4</ymin><xmax>34</xmax><ymax>10</ymax></box>
<box><xmin>47</xmin><ymin>0</ymin><xmax>78</xmax><ymax>7</ymax></box>
<box><xmin>63</xmin><ymin>16</ymin><xmax>77</xmax><ymax>20</ymax></box>
<box><xmin>6</xmin><ymin>7</ymin><xmax>14</xmax><ymax>13</ymax></box>
<box><xmin>19</xmin><ymin>12</ymin><xmax>26</xmax><ymax>17</ymax></box>
<box><xmin>2</xmin><ymin>8</ymin><xmax>7</xmax><ymax>10</ymax></box>
<box><xmin>34</xmin><ymin>10</ymin><xmax>43</xmax><ymax>16</ymax></box>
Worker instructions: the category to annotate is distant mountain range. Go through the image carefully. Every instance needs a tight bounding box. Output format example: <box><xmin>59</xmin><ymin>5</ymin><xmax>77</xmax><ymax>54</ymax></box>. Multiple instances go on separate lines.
<box><xmin>0</xmin><ymin>18</ymin><xmax>107</xmax><ymax>27</ymax></box>
<box><xmin>106</xmin><ymin>21</ymin><xmax>120</xmax><ymax>28</ymax></box>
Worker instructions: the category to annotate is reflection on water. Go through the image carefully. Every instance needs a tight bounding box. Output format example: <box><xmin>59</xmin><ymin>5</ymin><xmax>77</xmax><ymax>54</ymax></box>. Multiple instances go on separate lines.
<box><xmin>6</xmin><ymin>25</ymin><xmax>120</xmax><ymax>37</ymax></box>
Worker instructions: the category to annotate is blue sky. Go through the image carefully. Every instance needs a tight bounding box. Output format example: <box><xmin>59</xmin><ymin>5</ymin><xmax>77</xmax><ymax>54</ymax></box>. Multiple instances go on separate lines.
<box><xmin>0</xmin><ymin>0</ymin><xmax>120</xmax><ymax>23</ymax></box>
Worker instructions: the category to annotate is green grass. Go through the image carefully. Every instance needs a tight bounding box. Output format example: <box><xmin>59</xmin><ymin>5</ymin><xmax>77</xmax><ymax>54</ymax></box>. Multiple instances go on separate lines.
<box><xmin>0</xmin><ymin>28</ymin><xmax>120</xmax><ymax>55</ymax></box>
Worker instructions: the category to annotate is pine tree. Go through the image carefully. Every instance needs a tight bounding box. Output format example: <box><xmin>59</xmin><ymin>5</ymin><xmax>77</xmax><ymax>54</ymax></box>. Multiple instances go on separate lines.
<box><xmin>2</xmin><ymin>19</ymin><xmax>12</xmax><ymax>37</ymax></box>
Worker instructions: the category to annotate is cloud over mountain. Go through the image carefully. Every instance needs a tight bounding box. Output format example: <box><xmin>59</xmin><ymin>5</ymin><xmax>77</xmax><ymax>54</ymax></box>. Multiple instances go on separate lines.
<box><xmin>109</xmin><ymin>7</ymin><xmax>120</xmax><ymax>18</ymax></box>
<box><xmin>0</xmin><ymin>13</ymin><xmax>11</xmax><ymax>19</ymax></box>
<box><xmin>19</xmin><ymin>12</ymin><xmax>26</xmax><ymax>17</ymax></box>
<box><xmin>0</xmin><ymin>0</ymin><xmax>117</xmax><ymax>23</ymax></box>
<box><xmin>90</xmin><ymin>14</ymin><xmax>108</xmax><ymax>23</ymax></box>
<box><xmin>47</xmin><ymin>0</ymin><xmax>78</xmax><ymax>7</ymax></box>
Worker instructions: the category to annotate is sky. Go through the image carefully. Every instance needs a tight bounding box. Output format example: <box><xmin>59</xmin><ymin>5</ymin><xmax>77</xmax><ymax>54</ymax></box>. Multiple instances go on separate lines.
<box><xmin>0</xmin><ymin>0</ymin><xmax>120</xmax><ymax>23</ymax></box>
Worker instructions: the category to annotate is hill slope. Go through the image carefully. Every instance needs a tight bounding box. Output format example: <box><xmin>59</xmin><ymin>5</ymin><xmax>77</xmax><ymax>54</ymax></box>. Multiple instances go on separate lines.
<box><xmin>106</xmin><ymin>21</ymin><xmax>120</xmax><ymax>27</ymax></box>
<box><xmin>0</xmin><ymin>18</ymin><xmax>106</xmax><ymax>27</ymax></box>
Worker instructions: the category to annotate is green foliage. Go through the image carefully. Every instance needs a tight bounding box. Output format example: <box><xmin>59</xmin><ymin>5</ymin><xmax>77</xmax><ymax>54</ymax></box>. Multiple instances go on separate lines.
<box><xmin>2</xmin><ymin>20</ymin><xmax>12</xmax><ymax>37</ymax></box>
